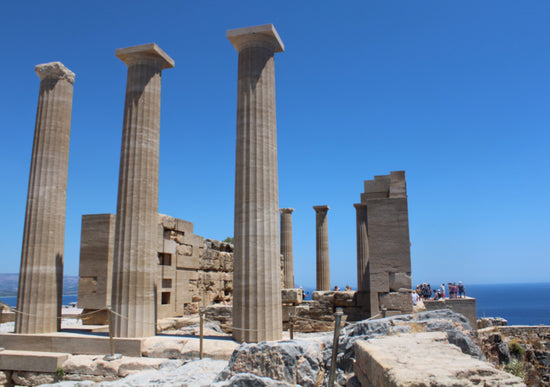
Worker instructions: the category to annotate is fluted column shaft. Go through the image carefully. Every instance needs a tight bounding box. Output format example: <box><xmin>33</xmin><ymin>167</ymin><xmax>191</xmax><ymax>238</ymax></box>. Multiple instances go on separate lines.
<box><xmin>228</xmin><ymin>24</ymin><xmax>284</xmax><ymax>343</ymax></box>
<box><xmin>111</xmin><ymin>44</ymin><xmax>174</xmax><ymax>338</ymax></box>
<box><xmin>16</xmin><ymin>62</ymin><xmax>75</xmax><ymax>334</ymax></box>
<box><xmin>354</xmin><ymin>203</ymin><xmax>369</xmax><ymax>291</ymax></box>
<box><xmin>314</xmin><ymin>205</ymin><xmax>330</xmax><ymax>291</ymax></box>
<box><xmin>280</xmin><ymin>208</ymin><xmax>295</xmax><ymax>288</ymax></box>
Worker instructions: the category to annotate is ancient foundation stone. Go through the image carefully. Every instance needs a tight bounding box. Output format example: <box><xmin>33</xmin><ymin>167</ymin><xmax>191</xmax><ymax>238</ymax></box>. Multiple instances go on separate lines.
<box><xmin>354</xmin><ymin>332</ymin><xmax>524</xmax><ymax>387</ymax></box>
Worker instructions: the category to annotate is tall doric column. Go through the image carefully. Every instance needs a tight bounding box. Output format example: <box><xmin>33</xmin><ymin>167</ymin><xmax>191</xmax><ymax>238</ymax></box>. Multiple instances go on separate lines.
<box><xmin>111</xmin><ymin>43</ymin><xmax>174</xmax><ymax>338</ymax></box>
<box><xmin>16</xmin><ymin>62</ymin><xmax>75</xmax><ymax>334</ymax></box>
<box><xmin>280</xmin><ymin>208</ymin><xmax>295</xmax><ymax>288</ymax></box>
<box><xmin>228</xmin><ymin>24</ymin><xmax>284</xmax><ymax>343</ymax></box>
<box><xmin>313</xmin><ymin>205</ymin><xmax>330</xmax><ymax>291</ymax></box>
<box><xmin>354</xmin><ymin>203</ymin><xmax>369</xmax><ymax>291</ymax></box>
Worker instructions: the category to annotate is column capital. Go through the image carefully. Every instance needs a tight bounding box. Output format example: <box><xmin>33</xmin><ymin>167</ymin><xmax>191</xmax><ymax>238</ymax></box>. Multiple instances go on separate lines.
<box><xmin>280</xmin><ymin>208</ymin><xmax>295</xmax><ymax>214</ymax></box>
<box><xmin>115</xmin><ymin>43</ymin><xmax>175</xmax><ymax>69</ymax></box>
<box><xmin>354</xmin><ymin>203</ymin><xmax>368</xmax><ymax>209</ymax></box>
<box><xmin>35</xmin><ymin>62</ymin><xmax>75</xmax><ymax>84</ymax></box>
<box><xmin>313</xmin><ymin>205</ymin><xmax>330</xmax><ymax>213</ymax></box>
<box><xmin>227</xmin><ymin>24</ymin><xmax>284</xmax><ymax>53</ymax></box>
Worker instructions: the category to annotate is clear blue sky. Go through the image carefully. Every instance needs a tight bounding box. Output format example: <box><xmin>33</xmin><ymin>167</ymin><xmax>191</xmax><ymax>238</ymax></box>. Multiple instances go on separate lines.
<box><xmin>1</xmin><ymin>1</ymin><xmax>548</xmax><ymax>289</ymax></box>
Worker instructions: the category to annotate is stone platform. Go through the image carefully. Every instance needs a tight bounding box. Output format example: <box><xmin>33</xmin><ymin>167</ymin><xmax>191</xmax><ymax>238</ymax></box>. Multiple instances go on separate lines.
<box><xmin>0</xmin><ymin>332</ymin><xmax>142</xmax><ymax>357</ymax></box>
<box><xmin>0</xmin><ymin>350</ymin><xmax>69</xmax><ymax>372</ymax></box>
<box><xmin>354</xmin><ymin>332</ymin><xmax>524</xmax><ymax>386</ymax></box>
<box><xmin>423</xmin><ymin>297</ymin><xmax>477</xmax><ymax>328</ymax></box>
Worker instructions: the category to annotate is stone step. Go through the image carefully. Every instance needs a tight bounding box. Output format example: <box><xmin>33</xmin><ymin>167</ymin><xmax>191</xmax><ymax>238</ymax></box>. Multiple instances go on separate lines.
<box><xmin>0</xmin><ymin>333</ymin><xmax>142</xmax><ymax>357</ymax></box>
<box><xmin>0</xmin><ymin>350</ymin><xmax>69</xmax><ymax>372</ymax></box>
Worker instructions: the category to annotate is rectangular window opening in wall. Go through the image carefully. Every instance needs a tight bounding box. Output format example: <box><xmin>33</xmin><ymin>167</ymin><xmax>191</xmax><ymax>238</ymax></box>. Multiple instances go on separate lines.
<box><xmin>163</xmin><ymin>229</ymin><xmax>172</xmax><ymax>240</ymax></box>
<box><xmin>162</xmin><ymin>279</ymin><xmax>172</xmax><ymax>289</ymax></box>
<box><xmin>158</xmin><ymin>253</ymin><xmax>172</xmax><ymax>266</ymax></box>
<box><xmin>161</xmin><ymin>292</ymin><xmax>171</xmax><ymax>305</ymax></box>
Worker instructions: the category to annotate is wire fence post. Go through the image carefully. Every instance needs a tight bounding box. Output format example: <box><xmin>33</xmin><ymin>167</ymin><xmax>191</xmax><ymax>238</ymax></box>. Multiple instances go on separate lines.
<box><xmin>199</xmin><ymin>308</ymin><xmax>204</xmax><ymax>359</ymax></box>
<box><xmin>328</xmin><ymin>307</ymin><xmax>344</xmax><ymax>387</ymax></box>
<box><xmin>104</xmin><ymin>306</ymin><xmax>121</xmax><ymax>361</ymax></box>
<box><xmin>289</xmin><ymin>312</ymin><xmax>295</xmax><ymax>340</ymax></box>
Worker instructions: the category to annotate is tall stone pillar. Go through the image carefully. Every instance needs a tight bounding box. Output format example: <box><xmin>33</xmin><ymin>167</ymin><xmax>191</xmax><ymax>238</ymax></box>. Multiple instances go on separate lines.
<box><xmin>111</xmin><ymin>43</ymin><xmax>174</xmax><ymax>338</ymax></box>
<box><xmin>228</xmin><ymin>24</ymin><xmax>284</xmax><ymax>343</ymax></box>
<box><xmin>16</xmin><ymin>62</ymin><xmax>75</xmax><ymax>334</ymax></box>
<box><xmin>313</xmin><ymin>205</ymin><xmax>330</xmax><ymax>291</ymax></box>
<box><xmin>280</xmin><ymin>208</ymin><xmax>295</xmax><ymax>288</ymax></box>
<box><xmin>354</xmin><ymin>203</ymin><xmax>369</xmax><ymax>292</ymax></box>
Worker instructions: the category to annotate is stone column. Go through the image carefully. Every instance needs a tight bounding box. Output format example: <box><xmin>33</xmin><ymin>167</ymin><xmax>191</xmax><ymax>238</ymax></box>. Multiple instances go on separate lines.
<box><xmin>111</xmin><ymin>43</ymin><xmax>174</xmax><ymax>338</ymax></box>
<box><xmin>354</xmin><ymin>203</ymin><xmax>369</xmax><ymax>291</ymax></box>
<box><xmin>313</xmin><ymin>205</ymin><xmax>330</xmax><ymax>291</ymax></box>
<box><xmin>280</xmin><ymin>208</ymin><xmax>295</xmax><ymax>288</ymax></box>
<box><xmin>16</xmin><ymin>62</ymin><xmax>75</xmax><ymax>334</ymax></box>
<box><xmin>228</xmin><ymin>24</ymin><xmax>284</xmax><ymax>343</ymax></box>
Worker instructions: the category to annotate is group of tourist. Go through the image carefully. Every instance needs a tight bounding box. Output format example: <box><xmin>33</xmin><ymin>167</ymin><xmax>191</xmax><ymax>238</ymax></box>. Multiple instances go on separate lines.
<box><xmin>447</xmin><ymin>281</ymin><xmax>466</xmax><ymax>298</ymax></box>
<box><xmin>413</xmin><ymin>281</ymin><xmax>466</xmax><ymax>304</ymax></box>
<box><xmin>333</xmin><ymin>285</ymin><xmax>353</xmax><ymax>291</ymax></box>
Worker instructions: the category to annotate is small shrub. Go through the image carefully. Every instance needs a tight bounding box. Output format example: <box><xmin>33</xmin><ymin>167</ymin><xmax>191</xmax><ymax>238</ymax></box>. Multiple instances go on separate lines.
<box><xmin>508</xmin><ymin>340</ymin><xmax>526</xmax><ymax>358</ymax></box>
<box><xmin>55</xmin><ymin>367</ymin><xmax>64</xmax><ymax>378</ymax></box>
<box><xmin>505</xmin><ymin>359</ymin><xmax>526</xmax><ymax>380</ymax></box>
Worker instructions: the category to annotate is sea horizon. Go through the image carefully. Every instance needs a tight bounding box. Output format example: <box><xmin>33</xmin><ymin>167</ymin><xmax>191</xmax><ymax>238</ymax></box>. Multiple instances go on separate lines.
<box><xmin>1</xmin><ymin>282</ymin><xmax>549</xmax><ymax>326</ymax></box>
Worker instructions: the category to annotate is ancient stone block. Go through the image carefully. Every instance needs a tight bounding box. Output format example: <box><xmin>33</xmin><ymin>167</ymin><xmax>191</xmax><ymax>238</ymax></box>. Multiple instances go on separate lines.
<box><xmin>370</xmin><ymin>272</ymin><xmax>390</xmax><ymax>293</ymax></box>
<box><xmin>333</xmin><ymin>291</ymin><xmax>355</xmax><ymax>307</ymax></box>
<box><xmin>282</xmin><ymin>289</ymin><xmax>303</xmax><ymax>305</ymax></box>
<box><xmin>379</xmin><ymin>292</ymin><xmax>412</xmax><ymax>312</ymax></box>
<box><xmin>312</xmin><ymin>291</ymin><xmax>334</xmax><ymax>304</ymax></box>
<box><xmin>389</xmin><ymin>272</ymin><xmax>412</xmax><ymax>291</ymax></box>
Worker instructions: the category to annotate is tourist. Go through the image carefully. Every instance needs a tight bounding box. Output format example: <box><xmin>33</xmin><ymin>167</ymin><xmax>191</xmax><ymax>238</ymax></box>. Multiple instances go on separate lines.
<box><xmin>345</xmin><ymin>285</ymin><xmax>352</xmax><ymax>291</ymax></box>
<box><xmin>333</xmin><ymin>285</ymin><xmax>340</xmax><ymax>291</ymax></box>
<box><xmin>458</xmin><ymin>281</ymin><xmax>466</xmax><ymax>298</ymax></box>
<box><xmin>440</xmin><ymin>283</ymin><xmax>446</xmax><ymax>299</ymax></box>
<box><xmin>412</xmin><ymin>291</ymin><xmax>419</xmax><ymax>305</ymax></box>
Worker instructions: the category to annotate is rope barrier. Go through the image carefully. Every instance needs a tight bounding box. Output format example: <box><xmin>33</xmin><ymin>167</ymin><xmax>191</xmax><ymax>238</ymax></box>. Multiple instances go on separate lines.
<box><xmin>0</xmin><ymin>301</ymin><xmax>108</xmax><ymax>320</ymax></box>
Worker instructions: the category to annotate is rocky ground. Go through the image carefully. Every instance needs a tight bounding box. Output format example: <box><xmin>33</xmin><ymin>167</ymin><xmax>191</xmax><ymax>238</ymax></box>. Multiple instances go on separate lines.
<box><xmin>477</xmin><ymin>319</ymin><xmax>550</xmax><ymax>386</ymax></box>
<box><xmin>0</xmin><ymin>310</ymin><xmax>538</xmax><ymax>386</ymax></box>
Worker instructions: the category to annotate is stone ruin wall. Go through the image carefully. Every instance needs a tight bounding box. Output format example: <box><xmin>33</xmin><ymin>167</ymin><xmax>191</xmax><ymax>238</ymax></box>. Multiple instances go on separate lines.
<box><xmin>359</xmin><ymin>171</ymin><xmax>413</xmax><ymax>317</ymax></box>
<box><xmin>78</xmin><ymin>213</ymin><xmax>284</xmax><ymax>324</ymax></box>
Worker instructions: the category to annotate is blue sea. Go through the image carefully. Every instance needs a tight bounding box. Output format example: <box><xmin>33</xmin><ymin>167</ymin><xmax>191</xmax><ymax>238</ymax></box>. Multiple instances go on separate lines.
<box><xmin>1</xmin><ymin>283</ymin><xmax>549</xmax><ymax>326</ymax></box>
<box><xmin>0</xmin><ymin>295</ymin><xmax>78</xmax><ymax>308</ymax></box>
<box><xmin>302</xmin><ymin>282</ymin><xmax>550</xmax><ymax>326</ymax></box>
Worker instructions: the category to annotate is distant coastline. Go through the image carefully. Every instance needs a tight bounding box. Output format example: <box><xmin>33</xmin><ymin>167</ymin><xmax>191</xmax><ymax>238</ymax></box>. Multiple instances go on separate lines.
<box><xmin>0</xmin><ymin>273</ymin><xmax>79</xmax><ymax>297</ymax></box>
<box><xmin>1</xmin><ymin>275</ymin><xmax>549</xmax><ymax>326</ymax></box>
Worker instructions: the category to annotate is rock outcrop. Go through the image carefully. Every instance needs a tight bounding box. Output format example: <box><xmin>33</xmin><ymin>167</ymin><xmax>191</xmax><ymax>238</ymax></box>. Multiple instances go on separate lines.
<box><xmin>354</xmin><ymin>332</ymin><xmax>524</xmax><ymax>386</ymax></box>
<box><xmin>216</xmin><ymin>310</ymin><xmax>494</xmax><ymax>386</ymax></box>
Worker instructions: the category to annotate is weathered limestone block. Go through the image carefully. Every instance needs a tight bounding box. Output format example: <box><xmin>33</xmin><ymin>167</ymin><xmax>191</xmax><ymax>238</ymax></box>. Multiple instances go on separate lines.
<box><xmin>333</xmin><ymin>291</ymin><xmax>355</xmax><ymax>307</ymax></box>
<box><xmin>312</xmin><ymin>291</ymin><xmax>334</xmax><ymax>304</ymax></box>
<box><xmin>217</xmin><ymin>339</ymin><xmax>324</xmax><ymax>386</ymax></box>
<box><xmin>161</xmin><ymin>239</ymin><xmax>177</xmax><ymax>255</ymax></box>
<box><xmin>221</xmin><ymin>252</ymin><xmax>233</xmax><ymax>272</ymax></box>
<box><xmin>142</xmin><ymin>338</ymin><xmax>188</xmax><ymax>359</ymax></box>
<box><xmin>0</xmin><ymin>370</ymin><xmax>11</xmax><ymax>386</ymax></box>
<box><xmin>160</xmin><ymin>214</ymin><xmax>177</xmax><ymax>230</ymax></box>
<box><xmin>477</xmin><ymin>317</ymin><xmax>508</xmax><ymax>329</ymax></box>
<box><xmin>370</xmin><ymin>272</ymin><xmax>390</xmax><ymax>293</ymax></box>
<box><xmin>389</xmin><ymin>272</ymin><xmax>411</xmax><ymax>291</ymax></box>
<box><xmin>379</xmin><ymin>292</ymin><xmax>412</xmax><ymax>312</ymax></box>
<box><xmin>205</xmin><ymin>305</ymin><xmax>232</xmax><ymax>333</ymax></box>
<box><xmin>282</xmin><ymin>289</ymin><xmax>303</xmax><ymax>305</ymax></box>
<box><xmin>11</xmin><ymin>371</ymin><xmax>56</xmax><ymax>386</ymax></box>
<box><xmin>354</xmin><ymin>332</ymin><xmax>524</xmax><ymax>387</ymax></box>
